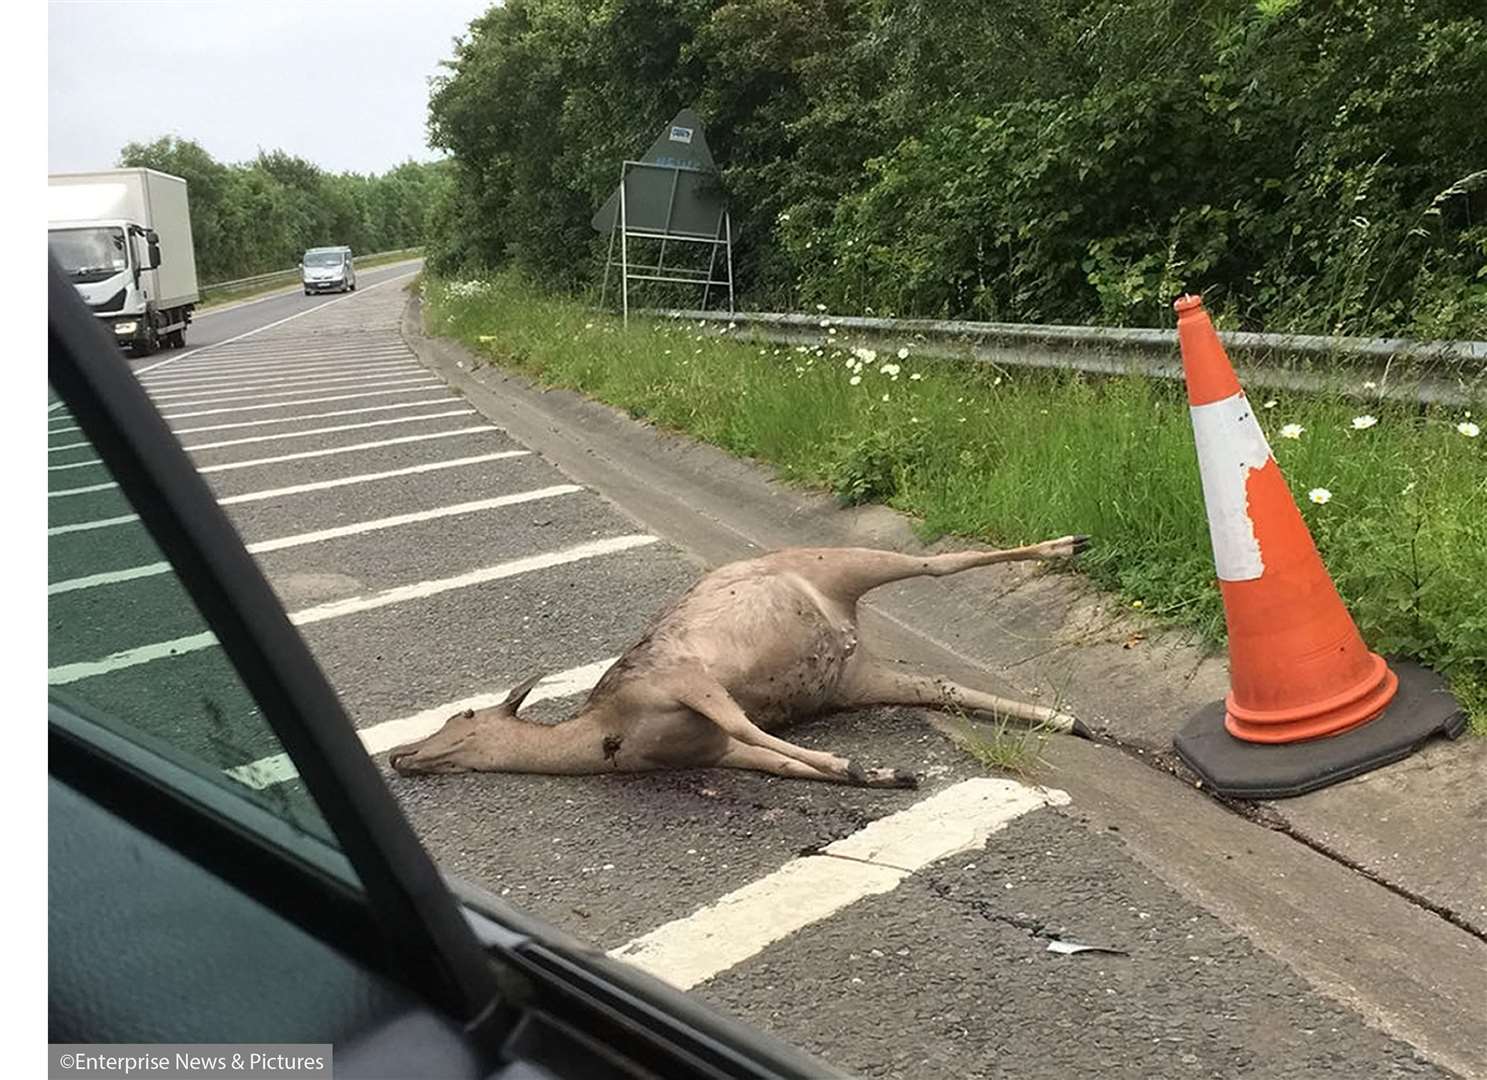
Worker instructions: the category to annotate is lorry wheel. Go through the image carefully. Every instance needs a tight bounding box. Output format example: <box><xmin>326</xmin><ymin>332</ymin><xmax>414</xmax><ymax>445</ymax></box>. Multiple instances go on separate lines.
<box><xmin>167</xmin><ymin>330</ymin><xmax>185</xmax><ymax>349</ymax></box>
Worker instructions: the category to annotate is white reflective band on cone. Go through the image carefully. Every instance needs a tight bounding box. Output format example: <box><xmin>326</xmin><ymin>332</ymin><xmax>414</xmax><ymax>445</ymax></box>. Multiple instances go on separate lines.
<box><xmin>1189</xmin><ymin>392</ymin><xmax>1272</xmax><ymax>582</ymax></box>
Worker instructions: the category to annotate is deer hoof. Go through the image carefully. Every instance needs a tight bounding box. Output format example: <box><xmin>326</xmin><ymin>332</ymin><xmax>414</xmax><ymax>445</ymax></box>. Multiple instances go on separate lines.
<box><xmin>848</xmin><ymin>762</ymin><xmax>920</xmax><ymax>789</ymax></box>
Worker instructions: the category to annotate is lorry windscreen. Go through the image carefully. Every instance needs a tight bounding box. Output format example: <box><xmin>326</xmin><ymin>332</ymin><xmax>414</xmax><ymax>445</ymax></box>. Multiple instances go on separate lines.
<box><xmin>50</xmin><ymin>227</ymin><xmax>129</xmax><ymax>283</ymax></box>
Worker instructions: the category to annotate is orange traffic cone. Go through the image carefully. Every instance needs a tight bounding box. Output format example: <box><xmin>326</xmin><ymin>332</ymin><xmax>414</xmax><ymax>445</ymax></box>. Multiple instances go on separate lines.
<box><xmin>1170</xmin><ymin>294</ymin><xmax>1463</xmax><ymax>798</ymax></box>
<box><xmin>1175</xmin><ymin>294</ymin><xmax>1396</xmax><ymax>742</ymax></box>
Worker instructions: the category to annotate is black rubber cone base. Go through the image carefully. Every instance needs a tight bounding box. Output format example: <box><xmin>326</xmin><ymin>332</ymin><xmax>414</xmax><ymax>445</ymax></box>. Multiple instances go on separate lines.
<box><xmin>1173</xmin><ymin>660</ymin><xmax>1466</xmax><ymax>800</ymax></box>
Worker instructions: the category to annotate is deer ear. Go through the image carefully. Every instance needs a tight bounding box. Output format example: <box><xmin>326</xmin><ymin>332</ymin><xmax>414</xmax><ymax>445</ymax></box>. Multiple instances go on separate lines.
<box><xmin>499</xmin><ymin>673</ymin><xmax>545</xmax><ymax>716</ymax></box>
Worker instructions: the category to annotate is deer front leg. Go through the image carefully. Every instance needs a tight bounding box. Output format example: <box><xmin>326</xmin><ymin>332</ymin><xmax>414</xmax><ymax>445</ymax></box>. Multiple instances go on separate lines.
<box><xmin>673</xmin><ymin>678</ymin><xmax>918</xmax><ymax>788</ymax></box>
<box><xmin>835</xmin><ymin>657</ymin><xmax>1090</xmax><ymax>737</ymax></box>
<box><xmin>716</xmin><ymin>740</ymin><xmax>856</xmax><ymax>784</ymax></box>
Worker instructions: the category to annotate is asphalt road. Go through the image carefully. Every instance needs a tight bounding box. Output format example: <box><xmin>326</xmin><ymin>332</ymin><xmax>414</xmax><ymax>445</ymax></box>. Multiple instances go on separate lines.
<box><xmin>46</xmin><ymin>275</ymin><xmax>1456</xmax><ymax>1078</ymax></box>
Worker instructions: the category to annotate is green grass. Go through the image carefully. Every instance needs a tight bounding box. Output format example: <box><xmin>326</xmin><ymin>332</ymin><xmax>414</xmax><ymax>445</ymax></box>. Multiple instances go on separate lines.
<box><xmin>198</xmin><ymin>248</ymin><xmax>423</xmax><ymax>309</ymax></box>
<box><xmin>424</xmin><ymin>273</ymin><xmax>1487</xmax><ymax>735</ymax></box>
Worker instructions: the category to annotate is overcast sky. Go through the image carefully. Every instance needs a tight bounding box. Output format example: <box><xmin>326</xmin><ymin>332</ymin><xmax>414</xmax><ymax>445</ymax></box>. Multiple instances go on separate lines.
<box><xmin>49</xmin><ymin>0</ymin><xmax>493</xmax><ymax>175</ymax></box>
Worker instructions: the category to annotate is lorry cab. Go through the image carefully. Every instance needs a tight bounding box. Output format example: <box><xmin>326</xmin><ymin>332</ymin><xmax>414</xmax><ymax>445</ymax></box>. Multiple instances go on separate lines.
<box><xmin>302</xmin><ymin>246</ymin><xmax>356</xmax><ymax>294</ymax></box>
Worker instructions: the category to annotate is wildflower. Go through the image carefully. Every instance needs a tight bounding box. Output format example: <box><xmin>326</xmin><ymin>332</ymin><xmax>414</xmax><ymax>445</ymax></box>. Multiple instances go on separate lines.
<box><xmin>1279</xmin><ymin>423</ymin><xmax>1304</xmax><ymax>439</ymax></box>
<box><xmin>584</xmin><ymin>322</ymin><xmax>594</xmax><ymax>330</ymax></box>
<box><xmin>1308</xmin><ymin>488</ymin><xmax>1332</xmax><ymax>505</ymax></box>
<box><xmin>879</xmin><ymin>363</ymin><xmax>901</xmax><ymax>377</ymax></box>
<box><xmin>881</xmin><ymin>393</ymin><xmax>890</xmax><ymax>402</ymax></box>
<box><xmin>909</xmin><ymin>372</ymin><xmax>923</xmax><ymax>381</ymax></box>
<box><xmin>828</xmin><ymin>327</ymin><xmax>837</xmax><ymax>336</ymax></box>
<box><xmin>820</xmin><ymin>319</ymin><xmax>831</xmax><ymax>329</ymax></box>
<box><xmin>1363</xmin><ymin>380</ymin><xmax>1377</xmax><ymax>390</ymax></box>
<box><xmin>910</xmin><ymin>416</ymin><xmax>919</xmax><ymax>423</ymax></box>
<box><xmin>957</xmin><ymin>417</ymin><xmax>967</xmax><ymax>423</ymax></box>
<box><xmin>1351</xmin><ymin>415</ymin><xmax>1378</xmax><ymax>430</ymax></box>
<box><xmin>476</xmin><ymin>335</ymin><xmax>496</xmax><ymax>343</ymax></box>
<box><xmin>728</xmin><ymin>321</ymin><xmax>737</xmax><ymax>331</ymax></box>
<box><xmin>1263</xmin><ymin>400</ymin><xmax>1278</xmax><ymax>409</ymax></box>
<box><xmin>780</xmin><ymin>213</ymin><xmax>791</xmax><ymax>222</ymax></box>
<box><xmin>897</xmin><ymin>347</ymin><xmax>909</xmax><ymax>360</ymax></box>
<box><xmin>816</xmin><ymin>303</ymin><xmax>827</xmax><ymax>312</ymax></box>
<box><xmin>796</xmin><ymin>345</ymin><xmax>808</xmax><ymax>354</ymax></box>
<box><xmin>1131</xmin><ymin>600</ymin><xmax>1144</xmax><ymax>609</ymax></box>
<box><xmin>849</xmin><ymin>375</ymin><xmax>862</xmax><ymax>386</ymax></box>
<box><xmin>1459</xmin><ymin>421</ymin><xmax>1481</xmax><ymax>438</ymax></box>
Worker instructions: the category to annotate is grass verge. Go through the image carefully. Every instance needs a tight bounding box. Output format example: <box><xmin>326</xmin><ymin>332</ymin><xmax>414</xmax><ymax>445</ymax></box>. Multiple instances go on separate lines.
<box><xmin>198</xmin><ymin>248</ymin><xmax>423</xmax><ymax>309</ymax></box>
<box><xmin>424</xmin><ymin>272</ymin><xmax>1487</xmax><ymax>735</ymax></box>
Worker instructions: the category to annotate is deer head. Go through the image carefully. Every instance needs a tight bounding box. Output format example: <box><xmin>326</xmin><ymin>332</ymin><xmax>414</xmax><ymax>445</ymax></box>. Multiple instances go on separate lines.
<box><xmin>387</xmin><ymin>674</ymin><xmax>545</xmax><ymax>775</ymax></box>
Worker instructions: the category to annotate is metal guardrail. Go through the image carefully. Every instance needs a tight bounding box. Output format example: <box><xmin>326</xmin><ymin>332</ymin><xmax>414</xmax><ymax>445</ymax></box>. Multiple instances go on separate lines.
<box><xmin>201</xmin><ymin>248</ymin><xmax>423</xmax><ymax>293</ymax></box>
<box><xmin>650</xmin><ymin>309</ymin><xmax>1486</xmax><ymax>406</ymax></box>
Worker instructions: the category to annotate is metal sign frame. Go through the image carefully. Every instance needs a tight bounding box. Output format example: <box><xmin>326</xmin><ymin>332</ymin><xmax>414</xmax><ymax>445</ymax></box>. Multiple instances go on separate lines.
<box><xmin>598</xmin><ymin>159</ymin><xmax>735</xmax><ymax>326</ymax></box>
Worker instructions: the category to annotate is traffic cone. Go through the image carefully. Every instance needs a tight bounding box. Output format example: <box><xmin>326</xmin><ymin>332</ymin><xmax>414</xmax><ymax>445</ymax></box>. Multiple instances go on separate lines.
<box><xmin>1170</xmin><ymin>294</ymin><xmax>1464</xmax><ymax>797</ymax></box>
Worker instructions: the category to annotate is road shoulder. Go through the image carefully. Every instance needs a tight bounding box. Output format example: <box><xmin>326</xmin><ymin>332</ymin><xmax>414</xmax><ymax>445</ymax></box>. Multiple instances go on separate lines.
<box><xmin>403</xmin><ymin>296</ymin><xmax>1487</xmax><ymax>1078</ymax></box>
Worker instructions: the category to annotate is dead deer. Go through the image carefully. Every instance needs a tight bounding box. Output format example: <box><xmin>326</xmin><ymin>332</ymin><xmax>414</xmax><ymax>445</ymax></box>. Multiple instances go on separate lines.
<box><xmin>389</xmin><ymin>536</ymin><xmax>1092</xmax><ymax>788</ymax></box>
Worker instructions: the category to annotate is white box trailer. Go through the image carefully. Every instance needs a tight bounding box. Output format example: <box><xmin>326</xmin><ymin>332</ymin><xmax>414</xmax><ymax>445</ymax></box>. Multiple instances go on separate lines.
<box><xmin>48</xmin><ymin>168</ymin><xmax>200</xmax><ymax>355</ymax></box>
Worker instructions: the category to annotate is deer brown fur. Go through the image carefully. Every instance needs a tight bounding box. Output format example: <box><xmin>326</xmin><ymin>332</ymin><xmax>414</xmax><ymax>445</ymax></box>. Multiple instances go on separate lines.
<box><xmin>389</xmin><ymin>536</ymin><xmax>1091</xmax><ymax>788</ymax></box>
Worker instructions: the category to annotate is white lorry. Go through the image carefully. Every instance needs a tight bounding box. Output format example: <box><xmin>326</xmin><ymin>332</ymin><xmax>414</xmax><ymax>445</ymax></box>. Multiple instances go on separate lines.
<box><xmin>48</xmin><ymin>168</ymin><xmax>199</xmax><ymax>356</ymax></box>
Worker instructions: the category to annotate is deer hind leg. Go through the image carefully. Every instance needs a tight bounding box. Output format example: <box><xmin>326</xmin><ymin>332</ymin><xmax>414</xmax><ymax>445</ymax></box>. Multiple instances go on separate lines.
<box><xmin>789</xmin><ymin>537</ymin><xmax>1091</xmax><ymax>606</ymax></box>
<box><xmin>673</xmin><ymin>677</ymin><xmax>918</xmax><ymax>789</ymax></box>
<box><xmin>834</xmin><ymin>657</ymin><xmax>1089</xmax><ymax>737</ymax></box>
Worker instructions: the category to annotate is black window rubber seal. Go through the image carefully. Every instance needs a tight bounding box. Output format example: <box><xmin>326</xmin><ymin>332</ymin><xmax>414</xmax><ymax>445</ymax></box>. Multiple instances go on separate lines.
<box><xmin>47</xmin><ymin>258</ymin><xmax>512</xmax><ymax>1048</ymax></box>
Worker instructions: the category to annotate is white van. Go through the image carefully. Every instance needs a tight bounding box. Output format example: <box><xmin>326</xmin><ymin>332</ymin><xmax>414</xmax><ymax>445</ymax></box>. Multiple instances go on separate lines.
<box><xmin>301</xmin><ymin>246</ymin><xmax>356</xmax><ymax>294</ymax></box>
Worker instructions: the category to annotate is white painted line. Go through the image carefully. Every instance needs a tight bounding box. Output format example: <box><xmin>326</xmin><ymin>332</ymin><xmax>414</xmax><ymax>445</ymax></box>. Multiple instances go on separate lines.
<box><xmin>48</xmin><ymin>409</ymin><xmax>479</xmax><ymax>470</ymax></box>
<box><xmin>227</xmin><ymin>656</ymin><xmax>617</xmax><ymax>789</ymax></box>
<box><xmin>47</xmin><ymin>451</ymin><xmax>530</xmax><ymax>535</ymax></box>
<box><xmin>48</xmin><ymin>426</ymin><xmax>501</xmax><ymax>498</ymax></box>
<box><xmin>611</xmin><ymin>778</ymin><xmax>1071</xmax><ymax>990</ymax></box>
<box><xmin>50</xmin><ymin>396</ymin><xmax>458</xmax><ymax>448</ymax></box>
<box><xmin>132</xmin><ymin>269</ymin><xmax>419</xmax><ymax>377</ymax></box>
<box><xmin>176</xmin><ymin>408</ymin><xmax>478</xmax><ymax>452</ymax></box>
<box><xmin>160</xmin><ymin>386</ymin><xmax>456</xmax><ymax>423</ymax></box>
<box><xmin>48</xmin><ymin>484</ymin><xmax>583</xmax><ymax>595</ymax></box>
<box><xmin>145</xmin><ymin>376</ymin><xmax>441</xmax><ymax>411</ymax></box>
<box><xmin>140</xmin><ymin>355</ymin><xmax>415</xmax><ymax>387</ymax></box>
<box><xmin>146</xmin><ymin>367</ymin><xmax>426</xmax><ymax>400</ymax></box>
<box><xmin>47</xmin><ymin>535</ymin><xmax>657</xmax><ymax>685</ymax></box>
<box><xmin>142</xmin><ymin>344</ymin><xmax>413</xmax><ymax>369</ymax></box>
<box><xmin>49</xmin><ymin>401</ymin><xmax>65</xmax><ymax>413</ymax></box>
<box><xmin>48</xmin><ymin>384</ymin><xmax>442</xmax><ymax>434</ymax></box>
<box><xmin>170</xmin><ymin>336</ymin><xmax>409</xmax><ymax>361</ymax></box>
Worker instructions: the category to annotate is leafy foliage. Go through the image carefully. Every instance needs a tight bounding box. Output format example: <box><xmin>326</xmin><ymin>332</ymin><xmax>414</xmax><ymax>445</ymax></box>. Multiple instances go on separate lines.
<box><xmin>116</xmin><ymin>137</ymin><xmax>449</xmax><ymax>282</ymax></box>
<box><xmin>427</xmin><ymin>0</ymin><xmax>1486</xmax><ymax>337</ymax></box>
